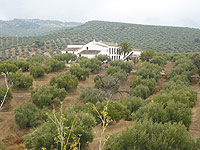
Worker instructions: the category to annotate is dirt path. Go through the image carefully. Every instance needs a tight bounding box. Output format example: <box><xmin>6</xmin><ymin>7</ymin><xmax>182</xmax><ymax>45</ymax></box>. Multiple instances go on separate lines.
<box><xmin>190</xmin><ymin>80</ymin><xmax>200</xmax><ymax>139</ymax></box>
<box><xmin>148</xmin><ymin>61</ymin><xmax>173</xmax><ymax>98</ymax></box>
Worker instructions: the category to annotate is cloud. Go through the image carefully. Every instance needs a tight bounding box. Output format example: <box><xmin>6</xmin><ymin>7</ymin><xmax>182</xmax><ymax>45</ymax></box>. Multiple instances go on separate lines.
<box><xmin>0</xmin><ymin>0</ymin><xmax>200</xmax><ymax>28</ymax></box>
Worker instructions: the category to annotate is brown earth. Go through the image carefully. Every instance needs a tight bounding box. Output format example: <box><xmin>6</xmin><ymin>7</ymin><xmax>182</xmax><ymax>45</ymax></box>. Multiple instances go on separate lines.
<box><xmin>0</xmin><ymin>65</ymin><xmax>106</xmax><ymax>148</ymax></box>
<box><xmin>0</xmin><ymin>62</ymin><xmax>174</xmax><ymax>149</ymax></box>
<box><xmin>190</xmin><ymin>79</ymin><xmax>200</xmax><ymax>139</ymax></box>
<box><xmin>148</xmin><ymin>61</ymin><xmax>173</xmax><ymax>99</ymax></box>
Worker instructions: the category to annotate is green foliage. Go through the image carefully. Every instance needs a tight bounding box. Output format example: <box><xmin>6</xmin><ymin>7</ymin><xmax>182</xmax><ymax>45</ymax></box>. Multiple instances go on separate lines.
<box><xmin>24</xmin><ymin>108</ymin><xmax>96</xmax><ymax>150</ymax></box>
<box><xmin>30</xmin><ymin>64</ymin><xmax>46</xmax><ymax>78</ymax></box>
<box><xmin>130</xmin><ymin>84</ymin><xmax>150</xmax><ymax>99</ymax></box>
<box><xmin>191</xmin><ymin>53</ymin><xmax>200</xmax><ymax>75</ymax></box>
<box><xmin>120</xmin><ymin>96</ymin><xmax>145</xmax><ymax>114</ymax></box>
<box><xmin>1</xmin><ymin>21</ymin><xmax>200</xmax><ymax>60</ymax></box>
<box><xmin>150</xmin><ymin>56</ymin><xmax>167</xmax><ymax>66</ymax></box>
<box><xmin>79</xmin><ymin>57</ymin><xmax>102</xmax><ymax>73</ymax></box>
<box><xmin>134</xmin><ymin>101</ymin><xmax>192</xmax><ymax>129</ymax></box>
<box><xmin>137</xmin><ymin>62</ymin><xmax>162</xmax><ymax>82</ymax></box>
<box><xmin>104</xmin><ymin>120</ymin><xmax>196</xmax><ymax>150</ymax></box>
<box><xmin>166</xmin><ymin>100</ymin><xmax>192</xmax><ymax>129</ymax></box>
<box><xmin>53</xmin><ymin>53</ymin><xmax>77</xmax><ymax>63</ymax></box>
<box><xmin>50</xmin><ymin>71</ymin><xmax>78</xmax><ymax>92</ymax></box>
<box><xmin>106</xmin><ymin>66</ymin><xmax>122</xmax><ymax>76</ymax></box>
<box><xmin>119</xmin><ymin>42</ymin><xmax>132</xmax><ymax>56</ymax></box>
<box><xmin>106</xmin><ymin>66</ymin><xmax>128</xmax><ymax>82</ymax></box>
<box><xmin>130</xmin><ymin>76</ymin><xmax>156</xmax><ymax>93</ymax></box>
<box><xmin>7</xmin><ymin>73</ymin><xmax>33</xmax><ymax>88</ymax></box>
<box><xmin>0</xmin><ymin>63</ymin><xmax>18</xmax><ymax>74</ymax></box>
<box><xmin>134</xmin><ymin>102</ymin><xmax>169</xmax><ymax>123</ymax></box>
<box><xmin>44</xmin><ymin>58</ymin><xmax>65</xmax><ymax>72</ymax></box>
<box><xmin>23</xmin><ymin>121</ymin><xmax>56</xmax><ymax>150</ymax></box>
<box><xmin>80</xmin><ymin>87</ymin><xmax>106</xmax><ymax>104</ymax></box>
<box><xmin>16</xmin><ymin>59</ymin><xmax>30</xmax><ymax>72</ymax></box>
<box><xmin>69</xmin><ymin>64</ymin><xmax>90</xmax><ymax>80</ymax></box>
<box><xmin>95</xmin><ymin>101</ymin><xmax>128</xmax><ymax>123</ymax></box>
<box><xmin>14</xmin><ymin>102</ymin><xmax>42</xmax><ymax>128</ymax></box>
<box><xmin>152</xmin><ymin>87</ymin><xmax>197</xmax><ymax>108</ymax></box>
<box><xmin>95</xmin><ymin>54</ymin><xmax>111</xmax><ymax>62</ymax></box>
<box><xmin>167</xmin><ymin>61</ymin><xmax>195</xmax><ymax>81</ymax></box>
<box><xmin>31</xmin><ymin>86</ymin><xmax>67</xmax><ymax>108</ymax></box>
<box><xmin>0</xmin><ymin>86</ymin><xmax>13</xmax><ymax>104</ymax></box>
<box><xmin>141</xmin><ymin>50</ymin><xmax>156</xmax><ymax>62</ymax></box>
<box><xmin>109</xmin><ymin>60</ymin><xmax>132</xmax><ymax>73</ymax></box>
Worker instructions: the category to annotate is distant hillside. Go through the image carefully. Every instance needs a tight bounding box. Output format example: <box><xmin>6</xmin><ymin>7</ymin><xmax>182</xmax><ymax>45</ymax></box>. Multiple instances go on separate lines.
<box><xmin>0</xmin><ymin>19</ymin><xmax>82</xmax><ymax>37</ymax></box>
<box><xmin>0</xmin><ymin>20</ymin><xmax>200</xmax><ymax>60</ymax></box>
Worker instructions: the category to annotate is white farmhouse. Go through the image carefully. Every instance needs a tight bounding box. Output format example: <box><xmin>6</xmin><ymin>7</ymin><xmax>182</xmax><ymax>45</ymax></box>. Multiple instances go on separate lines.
<box><xmin>61</xmin><ymin>40</ymin><xmax>141</xmax><ymax>61</ymax></box>
<box><xmin>61</xmin><ymin>40</ymin><xmax>124</xmax><ymax>60</ymax></box>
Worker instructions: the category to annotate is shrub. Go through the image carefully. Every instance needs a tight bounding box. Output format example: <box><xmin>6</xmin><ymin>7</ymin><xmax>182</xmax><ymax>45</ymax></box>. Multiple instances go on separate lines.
<box><xmin>106</xmin><ymin>66</ymin><xmax>128</xmax><ymax>82</ymax></box>
<box><xmin>24</xmin><ymin>109</ymin><xmax>96</xmax><ymax>150</ymax></box>
<box><xmin>53</xmin><ymin>53</ymin><xmax>77</xmax><ymax>63</ymax></box>
<box><xmin>0</xmin><ymin>86</ymin><xmax>13</xmax><ymax>104</ymax></box>
<box><xmin>130</xmin><ymin>84</ymin><xmax>150</xmax><ymax>99</ymax></box>
<box><xmin>69</xmin><ymin>64</ymin><xmax>90</xmax><ymax>80</ymax></box>
<box><xmin>109</xmin><ymin>60</ymin><xmax>132</xmax><ymax>73</ymax></box>
<box><xmin>79</xmin><ymin>57</ymin><xmax>102</xmax><ymax>73</ymax></box>
<box><xmin>80</xmin><ymin>87</ymin><xmax>106</xmax><ymax>104</ymax></box>
<box><xmin>30</xmin><ymin>64</ymin><xmax>46</xmax><ymax>78</ymax></box>
<box><xmin>151</xmin><ymin>87</ymin><xmax>197</xmax><ymax>108</ymax></box>
<box><xmin>120</xmin><ymin>96</ymin><xmax>145</xmax><ymax>114</ymax></box>
<box><xmin>130</xmin><ymin>77</ymin><xmax>156</xmax><ymax>93</ymax></box>
<box><xmin>0</xmin><ymin>63</ymin><xmax>18</xmax><ymax>74</ymax></box>
<box><xmin>104</xmin><ymin>120</ymin><xmax>196</xmax><ymax>150</ymax></box>
<box><xmin>150</xmin><ymin>56</ymin><xmax>167</xmax><ymax>66</ymax></box>
<box><xmin>44</xmin><ymin>59</ymin><xmax>65</xmax><ymax>72</ymax></box>
<box><xmin>95</xmin><ymin>54</ymin><xmax>111</xmax><ymax>62</ymax></box>
<box><xmin>16</xmin><ymin>60</ymin><xmax>30</xmax><ymax>72</ymax></box>
<box><xmin>7</xmin><ymin>73</ymin><xmax>33</xmax><ymax>88</ymax></box>
<box><xmin>50</xmin><ymin>71</ymin><xmax>78</xmax><ymax>92</ymax></box>
<box><xmin>166</xmin><ymin>100</ymin><xmax>192</xmax><ymax>129</ymax></box>
<box><xmin>31</xmin><ymin>86</ymin><xmax>67</xmax><ymax>108</ymax></box>
<box><xmin>14</xmin><ymin>102</ymin><xmax>41</xmax><ymax>128</ymax></box>
<box><xmin>136</xmin><ymin>62</ymin><xmax>162</xmax><ymax>82</ymax></box>
<box><xmin>95</xmin><ymin>101</ymin><xmax>129</xmax><ymax>123</ymax></box>
<box><xmin>140</xmin><ymin>50</ymin><xmax>156</xmax><ymax>62</ymax></box>
<box><xmin>133</xmin><ymin>102</ymin><xmax>169</xmax><ymax>123</ymax></box>
<box><xmin>134</xmin><ymin>101</ymin><xmax>192</xmax><ymax>129</ymax></box>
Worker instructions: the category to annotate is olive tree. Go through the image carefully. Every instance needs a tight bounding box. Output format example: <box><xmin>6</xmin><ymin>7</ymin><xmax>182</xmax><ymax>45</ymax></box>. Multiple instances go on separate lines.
<box><xmin>7</xmin><ymin>73</ymin><xmax>33</xmax><ymax>89</ymax></box>
<box><xmin>50</xmin><ymin>71</ymin><xmax>78</xmax><ymax>92</ymax></box>
<box><xmin>31</xmin><ymin>86</ymin><xmax>67</xmax><ymax>108</ymax></box>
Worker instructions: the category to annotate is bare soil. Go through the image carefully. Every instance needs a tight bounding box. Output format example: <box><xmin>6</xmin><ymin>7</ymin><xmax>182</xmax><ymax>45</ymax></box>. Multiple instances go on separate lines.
<box><xmin>0</xmin><ymin>66</ymin><xmax>105</xmax><ymax>148</ymax></box>
<box><xmin>0</xmin><ymin>62</ymin><xmax>175</xmax><ymax>149</ymax></box>
<box><xmin>148</xmin><ymin>61</ymin><xmax>173</xmax><ymax>98</ymax></box>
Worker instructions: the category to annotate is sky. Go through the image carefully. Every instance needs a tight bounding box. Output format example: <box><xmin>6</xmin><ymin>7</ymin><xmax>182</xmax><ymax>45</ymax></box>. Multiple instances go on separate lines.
<box><xmin>0</xmin><ymin>0</ymin><xmax>200</xmax><ymax>28</ymax></box>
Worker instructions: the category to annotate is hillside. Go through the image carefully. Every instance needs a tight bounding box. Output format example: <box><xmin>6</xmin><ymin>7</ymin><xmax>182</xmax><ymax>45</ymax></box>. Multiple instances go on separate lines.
<box><xmin>1</xmin><ymin>20</ymin><xmax>200</xmax><ymax>60</ymax></box>
<box><xmin>0</xmin><ymin>19</ymin><xmax>82</xmax><ymax>37</ymax></box>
